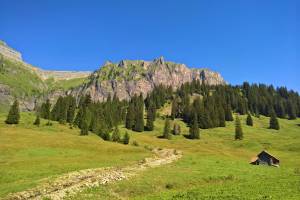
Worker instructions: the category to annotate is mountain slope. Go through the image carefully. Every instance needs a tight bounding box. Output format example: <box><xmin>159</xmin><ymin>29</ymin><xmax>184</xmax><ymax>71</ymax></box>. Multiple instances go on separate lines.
<box><xmin>72</xmin><ymin>57</ymin><xmax>225</xmax><ymax>102</ymax></box>
<box><xmin>0</xmin><ymin>40</ymin><xmax>225</xmax><ymax>110</ymax></box>
<box><xmin>0</xmin><ymin>41</ymin><xmax>90</xmax><ymax>111</ymax></box>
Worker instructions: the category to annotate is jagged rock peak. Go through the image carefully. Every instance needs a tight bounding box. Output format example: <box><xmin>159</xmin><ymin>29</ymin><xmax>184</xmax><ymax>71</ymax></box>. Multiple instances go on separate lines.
<box><xmin>104</xmin><ymin>60</ymin><xmax>113</xmax><ymax>66</ymax></box>
<box><xmin>153</xmin><ymin>56</ymin><xmax>165</xmax><ymax>65</ymax></box>
<box><xmin>118</xmin><ymin>60</ymin><xmax>126</xmax><ymax>67</ymax></box>
<box><xmin>71</xmin><ymin>57</ymin><xmax>226</xmax><ymax>102</ymax></box>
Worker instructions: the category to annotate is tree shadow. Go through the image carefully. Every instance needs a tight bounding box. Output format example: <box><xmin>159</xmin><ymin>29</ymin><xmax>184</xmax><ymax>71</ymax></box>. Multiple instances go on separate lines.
<box><xmin>183</xmin><ymin>134</ymin><xmax>192</xmax><ymax>139</ymax></box>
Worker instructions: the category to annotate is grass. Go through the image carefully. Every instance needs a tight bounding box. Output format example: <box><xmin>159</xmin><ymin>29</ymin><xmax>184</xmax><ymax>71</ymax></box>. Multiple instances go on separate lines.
<box><xmin>45</xmin><ymin>77</ymin><xmax>88</xmax><ymax>91</ymax></box>
<box><xmin>70</xmin><ymin>111</ymin><xmax>300</xmax><ymax>199</ymax></box>
<box><xmin>0</xmin><ymin>104</ymin><xmax>300</xmax><ymax>199</ymax></box>
<box><xmin>0</xmin><ymin>57</ymin><xmax>46</xmax><ymax>97</ymax></box>
<box><xmin>0</xmin><ymin>112</ymin><xmax>150</xmax><ymax>197</ymax></box>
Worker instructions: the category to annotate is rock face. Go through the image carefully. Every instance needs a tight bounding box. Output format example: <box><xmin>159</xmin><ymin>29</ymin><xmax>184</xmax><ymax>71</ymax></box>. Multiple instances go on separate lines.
<box><xmin>71</xmin><ymin>56</ymin><xmax>225</xmax><ymax>102</ymax></box>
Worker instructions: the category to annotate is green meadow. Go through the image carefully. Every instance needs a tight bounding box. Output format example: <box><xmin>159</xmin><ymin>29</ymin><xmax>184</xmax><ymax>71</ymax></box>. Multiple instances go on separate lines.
<box><xmin>0</xmin><ymin>104</ymin><xmax>300</xmax><ymax>199</ymax></box>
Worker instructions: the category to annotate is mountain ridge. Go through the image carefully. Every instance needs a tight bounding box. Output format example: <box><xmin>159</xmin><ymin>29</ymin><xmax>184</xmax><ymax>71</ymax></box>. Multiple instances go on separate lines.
<box><xmin>0</xmin><ymin>40</ymin><xmax>225</xmax><ymax>111</ymax></box>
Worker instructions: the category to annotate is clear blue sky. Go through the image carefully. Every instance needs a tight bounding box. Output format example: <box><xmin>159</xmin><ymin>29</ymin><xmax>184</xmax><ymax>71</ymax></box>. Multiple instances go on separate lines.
<box><xmin>1</xmin><ymin>0</ymin><xmax>299</xmax><ymax>91</ymax></box>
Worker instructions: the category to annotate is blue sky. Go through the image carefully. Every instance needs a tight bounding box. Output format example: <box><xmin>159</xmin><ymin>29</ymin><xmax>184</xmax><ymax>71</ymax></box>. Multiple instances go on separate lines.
<box><xmin>0</xmin><ymin>0</ymin><xmax>299</xmax><ymax>91</ymax></box>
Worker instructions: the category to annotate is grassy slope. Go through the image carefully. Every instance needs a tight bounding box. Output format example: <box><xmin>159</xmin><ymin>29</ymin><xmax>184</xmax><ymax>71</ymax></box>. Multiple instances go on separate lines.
<box><xmin>70</xmin><ymin>103</ymin><xmax>300</xmax><ymax>200</ymax></box>
<box><xmin>45</xmin><ymin>77</ymin><xmax>87</xmax><ymax>91</ymax></box>
<box><xmin>0</xmin><ymin>113</ymin><xmax>150</xmax><ymax>197</ymax></box>
<box><xmin>0</xmin><ymin>102</ymin><xmax>299</xmax><ymax>199</ymax></box>
<box><xmin>0</xmin><ymin>57</ymin><xmax>46</xmax><ymax>97</ymax></box>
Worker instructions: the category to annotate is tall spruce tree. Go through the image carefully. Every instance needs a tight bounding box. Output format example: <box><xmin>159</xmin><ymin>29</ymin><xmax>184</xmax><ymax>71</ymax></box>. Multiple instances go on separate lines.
<box><xmin>146</xmin><ymin>104</ymin><xmax>155</xmax><ymax>131</ymax></box>
<box><xmin>269</xmin><ymin>111</ymin><xmax>280</xmax><ymax>130</ymax></box>
<box><xmin>235</xmin><ymin>115</ymin><xmax>243</xmax><ymax>140</ymax></box>
<box><xmin>162</xmin><ymin>118</ymin><xmax>172</xmax><ymax>139</ymax></box>
<box><xmin>80</xmin><ymin>119</ymin><xmax>89</xmax><ymax>135</ymax></box>
<box><xmin>189</xmin><ymin>113</ymin><xmax>200</xmax><ymax>139</ymax></box>
<box><xmin>171</xmin><ymin>98</ymin><xmax>178</xmax><ymax>120</ymax></box>
<box><xmin>133</xmin><ymin>94</ymin><xmax>144</xmax><ymax>132</ymax></box>
<box><xmin>111</xmin><ymin>126</ymin><xmax>121</xmax><ymax>142</ymax></box>
<box><xmin>125</xmin><ymin>103</ymin><xmax>134</xmax><ymax>129</ymax></box>
<box><xmin>246</xmin><ymin>113</ymin><xmax>253</xmax><ymax>126</ymax></box>
<box><xmin>40</xmin><ymin>99</ymin><xmax>51</xmax><ymax>119</ymax></box>
<box><xmin>218</xmin><ymin>107</ymin><xmax>226</xmax><ymax>127</ymax></box>
<box><xmin>225</xmin><ymin>104</ymin><xmax>233</xmax><ymax>121</ymax></box>
<box><xmin>5</xmin><ymin>99</ymin><xmax>20</xmax><ymax>124</ymax></box>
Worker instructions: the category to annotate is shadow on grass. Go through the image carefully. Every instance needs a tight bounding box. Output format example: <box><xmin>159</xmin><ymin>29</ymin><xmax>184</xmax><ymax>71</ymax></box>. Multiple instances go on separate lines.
<box><xmin>183</xmin><ymin>134</ymin><xmax>192</xmax><ymax>139</ymax></box>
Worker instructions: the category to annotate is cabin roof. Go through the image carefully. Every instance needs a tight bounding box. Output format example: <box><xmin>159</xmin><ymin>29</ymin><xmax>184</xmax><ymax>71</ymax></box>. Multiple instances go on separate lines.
<box><xmin>257</xmin><ymin>150</ymin><xmax>279</xmax><ymax>162</ymax></box>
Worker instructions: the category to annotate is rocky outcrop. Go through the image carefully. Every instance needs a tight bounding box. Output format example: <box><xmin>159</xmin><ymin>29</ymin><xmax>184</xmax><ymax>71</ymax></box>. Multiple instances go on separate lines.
<box><xmin>71</xmin><ymin>57</ymin><xmax>226</xmax><ymax>102</ymax></box>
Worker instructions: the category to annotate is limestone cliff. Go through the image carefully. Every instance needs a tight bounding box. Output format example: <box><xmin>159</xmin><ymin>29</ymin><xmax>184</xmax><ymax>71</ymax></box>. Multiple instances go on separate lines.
<box><xmin>71</xmin><ymin>57</ymin><xmax>225</xmax><ymax>102</ymax></box>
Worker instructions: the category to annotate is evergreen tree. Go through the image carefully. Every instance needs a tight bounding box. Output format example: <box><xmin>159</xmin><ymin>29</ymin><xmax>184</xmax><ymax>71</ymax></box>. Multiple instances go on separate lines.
<box><xmin>123</xmin><ymin>131</ymin><xmax>130</xmax><ymax>144</ymax></box>
<box><xmin>146</xmin><ymin>104</ymin><xmax>155</xmax><ymax>131</ymax></box>
<box><xmin>111</xmin><ymin>126</ymin><xmax>121</xmax><ymax>142</ymax></box>
<box><xmin>125</xmin><ymin>103</ymin><xmax>134</xmax><ymax>129</ymax></box>
<box><xmin>133</xmin><ymin>94</ymin><xmax>144</xmax><ymax>132</ymax></box>
<box><xmin>235</xmin><ymin>115</ymin><xmax>243</xmax><ymax>140</ymax></box>
<box><xmin>172</xmin><ymin>123</ymin><xmax>181</xmax><ymax>135</ymax></box>
<box><xmin>246</xmin><ymin>113</ymin><xmax>253</xmax><ymax>126</ymax></box>
<box><xmin>80</xmin><ymin>119</ymin><xmax>89</xmax><ymax>135</ymax></box>
<box><xmin>66</xmin><ymin>96</ymin><xmax>76</xmax><ymax>123</ymax></box>
<box><xmin>33</xmin><ymin>115</ymin><xmax>40</xmax><ymax>126</ymax></box>
<box><xmin>269</xmin><ymin>112</ymin><xmax>280</xmax><ymax>130</ymax></box>
<box><xmin>162</xmin><ymin>118</ymin><xmax>172</xmax><ymax>139</ymax></box>
<box><xmin>225</xmin><ymin>104</ymin><xmax>233</xmax><ymax>121</ymax></box>
<box><xmin>218</xmin><ymin>107</ymin><xmax>226</xmax><ymax>127</ymax></box>
<box><xmin>171</xmin><ymin>98</ymin><xmax>178</xmax><ymax>120</ymax></box>
<box><xmin>189</xmin><ymin>113</ymin><xmax>200</xmax><ymax>139</ymax></box>
<box><xmin>40</xmin><ymin>99</ymin><xmax>51</xmax><ymax>119</ymax></box>
<box><xmin>5</xmin><ymin>99</ymin><xmax>20</xmax><ymax>124</ymax></box>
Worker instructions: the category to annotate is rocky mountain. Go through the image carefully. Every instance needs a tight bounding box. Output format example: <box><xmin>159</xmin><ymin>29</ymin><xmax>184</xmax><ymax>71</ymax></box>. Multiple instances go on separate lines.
<box><xmin>71</xmin><ymin>57</ymin><xmax>225</xmax><ymax>102</ymax></box>
<box><xmin>0</xmin><ymin>41</ymin><xmax>90</xmax><ymax>111</ymax></box>
<box><xmin>0</xmin><ymin>40</ymin><xmax>225</xmax><ymax>111</ymax></box>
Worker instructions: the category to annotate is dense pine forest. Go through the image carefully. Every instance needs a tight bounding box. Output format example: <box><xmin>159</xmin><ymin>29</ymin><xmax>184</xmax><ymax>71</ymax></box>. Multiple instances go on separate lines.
<box><xmin>7</xmin><ymin>81</ymin><xmax>300</xmax><ymax>141</ymax></box>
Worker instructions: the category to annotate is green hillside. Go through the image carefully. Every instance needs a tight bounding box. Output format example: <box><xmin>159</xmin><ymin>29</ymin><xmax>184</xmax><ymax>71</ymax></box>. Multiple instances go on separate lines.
<box><xmin>0</xmin><ymin>56</ymin><xmax>46</xmax><ymax>97</ymax></box>
<box><xmin>1</xmin><ymin>104</ymin><xmax>299</xmax><ymax>199</ymax></box>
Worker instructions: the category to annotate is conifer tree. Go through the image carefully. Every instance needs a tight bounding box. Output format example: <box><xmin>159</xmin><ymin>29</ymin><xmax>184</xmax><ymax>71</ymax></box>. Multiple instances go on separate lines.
<box><xmin>133</xmin><ymin>95</ymin><xmax>144</xmax><ymax>132</ymax></box>
<box><xmin>269</xmin><ymin>111</ymin><xmax>280</xmax><ymax>130</ymax></box>
<box><xmin>171</xmin><ymin>98</ymin><xmax>178</xmax><ymax>120</ymax></box>
<box><xmin>80</xmin><ymin>119</ymin><xmax>89</xmax><ymax>135</ymax></box>
<box><xmin>5</xmin><ymin>99</ymin><xmax>20</xmax><ymax>124</ymax></box>
<box><xmin>162</xmin><ymin>118</ymin><xmax>171</xmax><ymax>139</ymax></box>
<box><xmin>111</xmin><ymin>126</ymin><xmax>121</xmax><ymax>142</ymax></box>
<box><xmin>218</xmin><ymin>107</ymin><xmax>226</xmax><ymax>127</ymax></box>
<box><xmin>41</xmin><ymin>99</ymin><xmax>51</xmax><ymax>119</ymax></box>
<box><xmin>123</xmin><ymin>131</ymin><xmax>130</xmax><ymax>145</ymax></box>
<box><xmin>146</xmin><ymin>104</ymin><xmax>155</xmax><ymax>131</ymax></box>
<box><xmin>66</xmin><ymin>96</ymin><xmax>76</xmax><ymax>123</ymax></box>
<box><xmin>235</xmin><ymin>115</ymin><xmax>243</xmax><ymax>140</ymax></box>
<box><xmin>33</xmin><ymin>115</ymin><xmax>40</xmax><ymax>126</ymax></box>
<box><xmin>246</xmin><ymin>113</ymin><xmax>253</xmax><ymax>126</ymax></box>
<box><xmin>189</xmin><ymin>113</ymin><xmax>200</xmax><ymax>139</ymax></box>
<box><xmin>225</xmin><ymin>104</ymin><xmax>233</xmax><ymax>121</ymax></box>
<box><xmin>125</xmin><ymin>103</ymin><xmax>134</xmax><ymax>129</ymax></box>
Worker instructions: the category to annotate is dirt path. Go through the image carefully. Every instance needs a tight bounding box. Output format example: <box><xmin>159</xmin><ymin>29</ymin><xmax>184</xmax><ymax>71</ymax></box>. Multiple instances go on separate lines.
<box><xmin>5</xmin><ymin>148</ymin><xmax>182</xmax><ymax>200</ymax></box>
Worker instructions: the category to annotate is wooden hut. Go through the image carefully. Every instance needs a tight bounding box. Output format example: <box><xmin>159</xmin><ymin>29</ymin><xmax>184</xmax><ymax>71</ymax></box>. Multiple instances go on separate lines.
<box><xmin>250</xmin><ymin>150</ymin><xmax>279</xmax><ymax>167</ymax></box>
